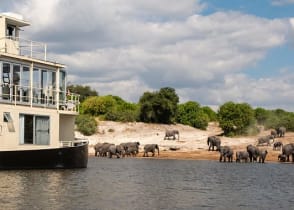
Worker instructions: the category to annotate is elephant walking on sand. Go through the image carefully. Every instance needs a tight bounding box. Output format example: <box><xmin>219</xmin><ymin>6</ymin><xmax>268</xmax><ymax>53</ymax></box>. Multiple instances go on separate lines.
<box><xmin>273</xmin><ymin>141</ymin><xmax>283</xmax><ymax>150</ymax></box>
<box><xmin>257</xmin><ymin>135</ymin><xmax>274</xmax><ymax>146</ymax></box>
<box><xmin>164</xmin><ymin>130</ymin><xmax>179</xmax><ymax>140</ymax></box>
<box><xmin>207</xmin><ymin>136</ymin><xmax>221</xmax><ymax>151</ymax></box>
<box><xmin>219</xmin><ymin>146</ymin><xmax>233</xmax><ymax>162</ymax></box>
<box><xmin>276</xmin><ymin>126</ymin><xmax>286</xmax><ymax>137</ymax></box>
<box><xmin>143</xmin><ymin>144</ymin><xmax>159</xmax><ymax>157</ymax></box>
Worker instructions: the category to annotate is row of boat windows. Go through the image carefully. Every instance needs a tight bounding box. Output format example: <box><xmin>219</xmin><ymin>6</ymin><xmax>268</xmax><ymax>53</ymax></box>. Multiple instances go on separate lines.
<box><xmin>3</xmin><ymin>112</ymin><xmax>49</xmax><ymax>145</ymax></box>
<box><xmin>0</xmin><ymin>62</ymin><xmax>66</xmax><ymax>105</ymax></box>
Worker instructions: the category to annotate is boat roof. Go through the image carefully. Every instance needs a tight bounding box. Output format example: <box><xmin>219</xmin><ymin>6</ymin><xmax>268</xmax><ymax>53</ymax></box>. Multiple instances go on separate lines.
<box><xmin>0</xmin><ymin>52</ymin><xmax>66</xmax><ymax>68</ymax></box>
<box><xmin>0</xmin><ymin>13</ymin><xmax>30</xmax><ymax>27</ymax></box>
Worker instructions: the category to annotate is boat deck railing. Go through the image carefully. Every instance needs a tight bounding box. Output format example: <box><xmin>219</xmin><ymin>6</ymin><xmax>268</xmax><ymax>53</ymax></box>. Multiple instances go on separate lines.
<box><xmin>61</xmin><ymin>138</ymin><xmax>89</xmax><ymax>147</ymax></box>
<box><xmin>0</xmin><ymin>36</ymin><xmax>47</xmax><ymax>61</ymax></box>
<box><xmin>0</xmin><ymin>83</ymin><xmax>80</xmax><ymax>112</ymax></box>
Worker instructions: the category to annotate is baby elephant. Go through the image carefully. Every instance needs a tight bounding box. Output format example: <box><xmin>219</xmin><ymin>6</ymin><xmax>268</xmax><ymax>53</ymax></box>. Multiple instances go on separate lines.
<box><xmin>278</xmin><ymin>154</ymin><xmax>287</xmax><ymax>162</ymax></box>
<box><xmin>143</xmin><ymin>144</ymin><xmax>159</xmax><ymax>157</ymax></box>
<box><xmin>258</xmin><ymin>150</ymin><xmax>268</xmax><ymax>163</ymax></box>
<box><xmin>273</xmin><ymin>142</ymin><xmax>283</xmax><ymax>150</ymax></box>
<box><xmin>236</xmin><ymin>151</ymin><xmax>249</xmax><ymax>163</ymax></box>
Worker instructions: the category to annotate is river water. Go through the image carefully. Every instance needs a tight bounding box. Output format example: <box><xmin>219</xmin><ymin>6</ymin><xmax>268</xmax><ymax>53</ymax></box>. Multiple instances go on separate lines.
<box><xmin>0</xmin><ymin>157</ymin><xmax>293</xmax><ymax>210</ymax></box>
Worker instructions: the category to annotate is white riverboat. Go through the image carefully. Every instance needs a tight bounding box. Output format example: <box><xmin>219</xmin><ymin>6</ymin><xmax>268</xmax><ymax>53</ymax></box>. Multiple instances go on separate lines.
<box><xmin>0</xmin><ymin>13</ymin><xmax>88</xmax><ymax>169</ymax></box>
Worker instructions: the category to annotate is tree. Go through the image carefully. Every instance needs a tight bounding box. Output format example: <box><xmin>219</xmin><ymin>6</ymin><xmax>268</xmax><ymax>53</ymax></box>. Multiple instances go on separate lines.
<box><xmin>202</xmin><ymin>106</ymin><xmax>217</xmax><ymax>122</ymax></box>
<box><xmin>176</xmin><ymin>101</ymin><xmax>209</xmax><ymax>130</ymax></box>
<box><xmin>81</xmin><ymin>95</ymin><xmax>116</xmax><ymax>116</ymax></box>
<box><xmin>67</xmin><ymin>84</ymin><xmax>98</xmax><ymax>102</ymax></box>
<box><xmin>138</xmin><ymin>87</ymin><xmax>179</xmax><ymax>124</ymax></box>
<box><xmin>255</xmin><ymin>107</ymin><xmax>270</xmax><ymax>125</ymax></box>
<box><xmin>218</xmin><ymin>102</ymin><xmax>256</xmax><ymax>136</ymax></box>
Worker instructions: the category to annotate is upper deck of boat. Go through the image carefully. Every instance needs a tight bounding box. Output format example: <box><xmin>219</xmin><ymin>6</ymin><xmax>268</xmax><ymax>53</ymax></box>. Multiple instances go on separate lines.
<box><xmin>0</xmin><ymin>13</ymin><xmax>79</xmax><ymax>113</ymax></box>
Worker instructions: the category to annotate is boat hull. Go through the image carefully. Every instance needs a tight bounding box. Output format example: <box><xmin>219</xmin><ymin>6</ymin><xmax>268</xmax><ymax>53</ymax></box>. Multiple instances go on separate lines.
<box><xmin>0</xmin><ymin>143</ymin><xmax>88</xmax><ymax>169</ymax></box>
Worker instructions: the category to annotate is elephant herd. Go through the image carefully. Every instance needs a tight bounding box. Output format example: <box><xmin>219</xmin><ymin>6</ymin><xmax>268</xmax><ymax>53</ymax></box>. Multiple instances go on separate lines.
<box><xmin>207</xmin><ymin>135</ymin><xmax>269</xmax><ymax>163</ymax></box>
<box><xmin>94</xmin><ymin>142</ymin><xmax>159</xmax><ymax>158</ymax></box>
<box><xmin>208</xmin><ymin>126</ymin><xmax>292</xmax><ymax>164</ymax></box>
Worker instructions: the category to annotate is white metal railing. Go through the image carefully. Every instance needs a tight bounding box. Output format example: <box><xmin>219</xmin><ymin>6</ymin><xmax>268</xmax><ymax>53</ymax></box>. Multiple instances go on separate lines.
<box><xmin>0</xmin><ymin>36</ymin><xmax>47</xmax><ymax>61</ymax></box>
<box><xmin>0</xmin><ymin>83</ymin><xmax>80</xmax><ymax>112</ymax></box>
<box><xmin>61</xmin><ymin>138</ymin><xmax>88</xmax><ymax>147</ymax></box>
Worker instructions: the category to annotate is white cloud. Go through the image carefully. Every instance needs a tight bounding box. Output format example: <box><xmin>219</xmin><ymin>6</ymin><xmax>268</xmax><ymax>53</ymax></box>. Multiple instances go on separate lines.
<box><xmin>7</xmin><ymin>0</ymin><xmax>294</xmax><ymax>111</ymax></box>
<box><xmin>272</xmin><ymin>0</ymin><xmax>294</xmax><ymax>6</ymax></box>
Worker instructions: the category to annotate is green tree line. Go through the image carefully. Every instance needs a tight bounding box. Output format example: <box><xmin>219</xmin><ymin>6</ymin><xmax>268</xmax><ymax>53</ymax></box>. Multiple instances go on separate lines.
<box><xmin>71</xmin><ymin>84</ymin><xmax>294</xmax><ymax>136</ymax></box>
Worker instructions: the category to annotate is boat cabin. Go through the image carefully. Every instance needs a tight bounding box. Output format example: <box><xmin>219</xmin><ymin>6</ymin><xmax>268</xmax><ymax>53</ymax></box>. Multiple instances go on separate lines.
<box><xmin>0</xmin><ymin>13</ymin><xmax>80</xmax><ymax>151</ymax></box>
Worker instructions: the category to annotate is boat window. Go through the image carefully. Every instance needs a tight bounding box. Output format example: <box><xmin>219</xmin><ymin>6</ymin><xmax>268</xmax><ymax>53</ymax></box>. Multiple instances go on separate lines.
<box><xmin>6</xmin><ymin>25</ymin><xmax>16</xmax><ymax>38</ymax></box>
<box><xmin>3</xmin><ymin>112</ymin><xmax>12</xmax><ymax>122</ymax></box>
<box><xmin>1</xmin><ymin>63</ymin><xmax>11</xmax><ymax>100</ymax></box>
<box><xmin>21</xmin><ymin>66</ymin><xmax>30</xmax><ymax>102</ymax></box>
<box><xmin>3</xmin><ymin>112</ymin><xmax>15</xmax><ymax>132</ymax></box>
<box><xmin>32</xmin><ymin>68</ymin><xmax>40</xmax><ymax>103</ymax></box>
<box><xmin>59</xmin><ymin>70</ymin><xmax>66</xmax><ymax>104</ymax></box>
<box><xmin>13</xmin><ymin>64</ymin><xmax>20</xmax><ymax>101</ymax></box>
<box><xmin>19</xmin><ymin>114</ymin><xmax>50</xmax><ymax>145</ymax></box>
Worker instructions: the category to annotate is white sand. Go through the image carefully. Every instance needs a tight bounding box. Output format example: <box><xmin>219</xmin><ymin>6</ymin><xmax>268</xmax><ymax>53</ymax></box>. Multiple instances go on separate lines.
<box><xmin>75</xmin><ymin>121</ymin><xmax>258</xmax><ymax>155</ymax></box>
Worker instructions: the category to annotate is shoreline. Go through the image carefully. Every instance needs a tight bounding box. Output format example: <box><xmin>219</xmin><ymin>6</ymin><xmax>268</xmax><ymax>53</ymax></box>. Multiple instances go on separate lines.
<box><xmin>88</xmin><ymin>149</ymin><xmax>283</xmax><ymax>163</ymax></box>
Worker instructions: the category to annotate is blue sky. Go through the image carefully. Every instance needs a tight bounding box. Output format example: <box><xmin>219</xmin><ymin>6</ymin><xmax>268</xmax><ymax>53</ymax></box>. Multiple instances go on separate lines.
<box><xmin>1</xmin><ymin>0</ymin><xmax>294</xmax><ymax>111</ymax></box>
<box><xmin>204</xmin><ymin>0</ymin><xmax>294</xmax><ymax>18</ymax></box>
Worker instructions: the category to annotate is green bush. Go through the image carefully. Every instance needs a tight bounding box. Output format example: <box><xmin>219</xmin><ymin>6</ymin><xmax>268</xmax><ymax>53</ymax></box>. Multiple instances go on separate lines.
<box><xmin>218</xmin><ymin>102</ymin><xmax>256</xmax><ymax>136</ymax></box>
<box><xmin>176</xmin><ymin>101</ymin><xmax>209</xmax><ymax>130</ymax></box>
<box><xmin>75</xmin><ymin>114</ymin><xmax>97</xmax><ymax>136</ymax></box>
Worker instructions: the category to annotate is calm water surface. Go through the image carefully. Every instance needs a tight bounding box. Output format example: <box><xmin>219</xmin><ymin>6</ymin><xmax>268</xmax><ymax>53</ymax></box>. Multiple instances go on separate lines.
<box><xmin>0</xmin><ymin>157</ymin><xmax>293</xmax><ymax>210</ymax></box>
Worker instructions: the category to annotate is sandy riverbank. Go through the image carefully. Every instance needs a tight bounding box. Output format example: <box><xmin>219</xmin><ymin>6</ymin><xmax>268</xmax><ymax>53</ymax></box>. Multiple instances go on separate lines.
<box><xmin>76</xmin><ymin>121</ymin><xmax>294</xmax><ymax>163</ymax></box>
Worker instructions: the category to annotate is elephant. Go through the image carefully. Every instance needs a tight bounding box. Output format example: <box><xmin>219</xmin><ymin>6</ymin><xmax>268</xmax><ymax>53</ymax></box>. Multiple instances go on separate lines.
<box><xmin>236</xmin><ymin>151</ymin><xmax>249</xmax><ymax>163</ymax></box>
<box><xmin>120</xmin><ymin>142</ymin><xmax>140</xmax><ymax>156</ymax></box>
<box><xmin>99</xmin><ymin>143</ymin><xmax>113</xmax><ymax>157</ymax></box>
<box><xmin>108</xmin><ymin>144</ymin><xmax>121</xmax><ymax>158</ymax></box>
<box><xmin>282</xmin><ymin>143</ymin><xmax>294</xmax><ymax>162</ymax></box>
<box><xmin>143</xmin><ymin>144</ymin><xmax>159</xmax><ymax>157</ymax></box>
<box><xmin>207</xmin><ymin>136</ymin><xmax>221</xmax><ymax>151</ymax></box>
<box><xmin>247</xmin><ymin>144</ymin><xmax>260</xmax><ymax>162</ymax></box>
<box><xmin>258</xmin><ymin>150</ymin><xmax>268</xmax><ymax>163</ymax></box>
<box><xmin>270</xmin><ymin>130</ymin><xmax>278</xmax><ymax>138</ymax></box>
<box><xmin>219</xmin><ymin>146</ymin><xmax>233</xmax><ymax>162</ymax></box>
<box><xmin>278</xmin><ymin>154</ymin><xmax>286</xmax><ymax>162</ymax></box>
<box><xmin>257</xmin><ymin>135</ymin><xmax>274</xmax><ymax>146</ymax></box>
<box><xmin>94</xmin><ymin>143</ymin><xmax>103</xmax><ymax>156</ymax></box>
<box><xmin>276</xmin><ymin>126</ymin><xmax>286</xmax><ymax>137</ymax></box>
<box><xmin>94</xmin><ymin>142</ymin><xmax>112</xmax><ymax>157</ymax></box>
<box><xmin>116</xmin><ymin>144</ymin><xmax>126</xmax><ymax>157</ymax></box>
<box><xmin>164</xmin><ymin>129</ymin><xmax>179</xmax><ymax>140</ymax></box>
<box><xmin>125</xmin><ymin>145</ymin><xmax>139</xmax><ymax>157</ymax></box>
<box><xmin>273</xmin><ymin>141</ymin><xmax>283</xmax><ymax>150</ymax></box>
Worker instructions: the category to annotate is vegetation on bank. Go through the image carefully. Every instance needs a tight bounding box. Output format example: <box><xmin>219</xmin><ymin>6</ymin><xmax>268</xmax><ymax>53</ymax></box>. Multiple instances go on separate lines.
<box><xmin>70</xmin><ymin>84</ymin><xmax>294</xmax><ymax>137</ymax></box>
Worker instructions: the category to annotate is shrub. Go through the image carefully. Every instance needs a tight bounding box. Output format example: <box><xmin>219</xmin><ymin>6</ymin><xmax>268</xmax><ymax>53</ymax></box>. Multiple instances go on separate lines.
<box><xmin>75</xmin><ymin>114</ymin><xmax>97</xmax><ymax>136</ymax></box>
<box><xmin>176</xmin><ymin>101</ymin><xmax>209</xmax><ymax>130</ymax></box>
<box><xmin>218</xmin><ymin>102</ymin><xmax>256</xmax><ymax>136</ymax></box>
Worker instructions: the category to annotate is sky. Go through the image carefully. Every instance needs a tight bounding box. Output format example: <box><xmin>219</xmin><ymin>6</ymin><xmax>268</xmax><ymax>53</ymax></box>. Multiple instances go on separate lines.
<box><xmin>1</xmin><ymin>0</ymin><xmax>294</xmax><ymax>111</ymax></box>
